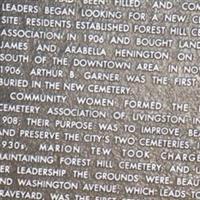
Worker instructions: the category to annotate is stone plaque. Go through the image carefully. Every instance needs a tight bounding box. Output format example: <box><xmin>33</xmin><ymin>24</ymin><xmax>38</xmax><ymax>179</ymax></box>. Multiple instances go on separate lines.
<box><xmin>1</xmin><ymin>0</ymin><xmax>200</xmax><ymax>199</ymax></box>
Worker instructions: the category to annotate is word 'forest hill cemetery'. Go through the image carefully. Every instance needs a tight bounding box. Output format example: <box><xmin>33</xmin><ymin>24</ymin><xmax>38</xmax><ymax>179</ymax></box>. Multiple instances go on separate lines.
<box><xmin>2</xmin><ymin>0</ymin><xmax>200</xmax><ymax>199</ymax></box>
